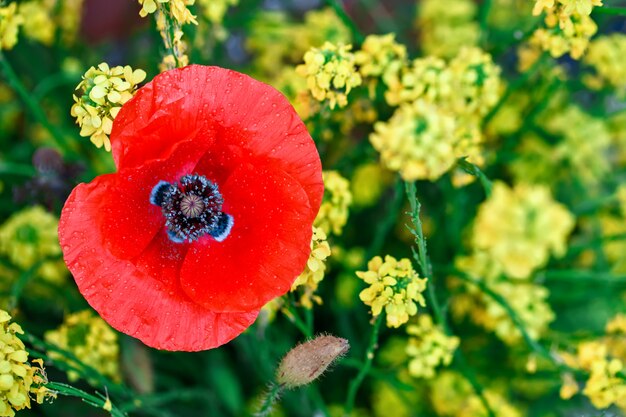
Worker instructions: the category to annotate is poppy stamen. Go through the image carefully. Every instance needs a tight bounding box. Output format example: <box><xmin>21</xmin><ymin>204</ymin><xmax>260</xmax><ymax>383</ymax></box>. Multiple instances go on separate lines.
<box><xmin>150</xmin><ymin>174</ymin><xmax>233</xmax><ymax>243</ymax></box>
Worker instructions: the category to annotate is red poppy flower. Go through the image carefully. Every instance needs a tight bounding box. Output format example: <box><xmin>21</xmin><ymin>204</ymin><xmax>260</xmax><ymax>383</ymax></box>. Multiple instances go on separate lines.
<box><xmin>59</xmin><ymin>65</ymin><xmax>323</xmax><ymax>351</ymax></box>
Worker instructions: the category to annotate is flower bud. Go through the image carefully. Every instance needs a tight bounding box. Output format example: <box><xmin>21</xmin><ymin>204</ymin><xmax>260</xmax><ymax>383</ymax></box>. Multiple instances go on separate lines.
<box><xmin>276</xmin><ymin>335</ymin><xmax>349</xmax><ymax>389</ymax></box>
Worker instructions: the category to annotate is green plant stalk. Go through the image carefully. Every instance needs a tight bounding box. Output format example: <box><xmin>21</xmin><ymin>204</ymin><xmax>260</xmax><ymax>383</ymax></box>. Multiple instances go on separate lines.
<box><xmin>593</xmin><ymin>6</ymin><xmax>626</xmax><ymax>16</ymax></box>
<box><xmin>8</xmin><ymin>257</ymin><xmax>56</xmax><ymax>311</ymax></box>
<box><xmin>323</xmin><ymin>0</ymin><xmax>365</xmax><ymax>45</ymax></box>
<box><xmin>405</xmin><ymin>182</ymin><xmax>495</xmax><ymax>417</ymax></box>
<box><xmin>457</xmin><ymin>158</ymin><xmax>493</xmax><ymax>197</ymax></box>
<box><xmin>343</xmin><ymin>314</ymin><xmax>383</xmax><ymax>416</ymax></box>
<box><xmin>46</xmin><ymin>382</ymin><xmax>126</xmax><ymax>417</ymax></box>
<box><xmin>24</xmin><ymin>332</ymin><xmax>130</xmax><ymax>398</ymax></box>
<box><xmin>366</xmin><ymin>179</ymin><xmax>404</xmax><ymax>260</ymax></box>
<box><xmin>478</xmin><ymin>0</ymin><xmax>494</xmax><ymax>46</ymax></box>
<box><xmin>255</xmin><ymin>383</ymin><xmax>284</xmax><ymax>417</ymax></box>
<box><xmin>0</xmin><ymin>52</ymin><xmax>75</xmax><ymax>156</ymax></box>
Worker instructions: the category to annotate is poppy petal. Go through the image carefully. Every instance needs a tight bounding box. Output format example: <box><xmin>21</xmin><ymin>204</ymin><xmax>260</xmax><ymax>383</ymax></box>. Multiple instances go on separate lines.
<box><xmin>59</xmin><ymin>178</ymin><xmax>258</xmax><ymax>351</ymax></box>
<box><xmin>110</xmin><ymin>65</ymin><xmax>323</xmax><ymax>220</ymax></box>
<box><xmin>100</xmin><ymin>139</ymin><xmax>211</xmax><ymax>260</ymax></box>
<box><xmin>180</xmin><ymin>162</ymin><xmax>313</xmax><ymax>312</ymax></box>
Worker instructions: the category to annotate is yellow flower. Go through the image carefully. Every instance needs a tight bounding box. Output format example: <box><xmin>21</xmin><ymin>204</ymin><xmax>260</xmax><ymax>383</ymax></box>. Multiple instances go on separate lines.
<box><xmin>71</xmin><ymin>63</ymin><xmax>147</xmax><ymax>151</ymax></box>
<box><xmin>296</xmin><ymin>42</ymin><xmax>362</xmax><ymax>109</ymax></box>
<box><xmin>471</xmin><ymin>182</ymin><xmax>575</xmax><ymax>279</ymax></box>
<box><xmin>0</xmin><ymin>310</ymin><xmax>52</xmax><ymax>416</ymax></box>
<box><xmin>197</xmin><ymin>0</ymin><xmax>238</xmax><ymax>24</ymax></box>
<box><xmin>453</xmin><ymin>252</ymin><xmax>555</xmax><ymax>344</ymax></box>
<box><xmin>560</xmin><ymin>373</ymin><xmax>579</xmax><ymax>400</ymax></box>
<box><xmin>45</xmin><ymin>310</ymin><xmax>121</xmax><ymax>383</ymax></box>
<box><xmin>584</xmin><ymin>34</ymin><xmax>626</xmax><ymax>95</ymax></box>
<box><xmin>370</xmin><ymin>100</ymin><xmax>461</xmax><ymax>181</ymax></box>
<box><xmin>138</xmin><ymin>0</ymin><xmax>197</xmax><ymax>25</ymax></box>
<box><xmin>357</xmin><ymin>255</ymin><xmax>427</xmax><ymax>328</ymax></box>
<box><xmin>0</xmin><ymin>206</ymin><xmax>67</xmax><ymax>285</ymax></box>
<box><xmin>290</xmin><ymin>227</ymin><xmax>332</xmax><ymax>308</ymax></box>
<box><xmin>355</xmin><ymin>34</ymin><xmax>407</xmax><ymax>81</ymax></box>
<box><xmin>416</xmin><ymin>0</ymin><xmax>479</xmax><ymax>58</ymax></box>
<box><xmin>350</xmin><ymin>163</ymin><xmax>389</xmax><ymax>208</ymax></box>
<box><xmin>314</xmin><ymin>171</ymin><xmax>352</xmax><ymax>236</ymax></box>
<box><xmin>406</xmin><ymin>315</ymin><xmax>459</xmax><ymax>379</ymax></box>
<box><xmin>0</xmin><ymin>3</ymin><xmax>23</xmax><ymax>50</ymax></box>
<box><xmin>18</xmin><ymin>1</ymin><xmax>55</xmax><ymax>46</ymax></box>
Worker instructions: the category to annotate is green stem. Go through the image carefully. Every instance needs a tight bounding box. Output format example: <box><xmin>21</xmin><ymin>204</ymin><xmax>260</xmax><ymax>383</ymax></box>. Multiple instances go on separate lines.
<box><xmin>0</xmin><ymin>52</ymin><xmax>75</xmax><ymax>155</ymax></box>
<box><xmin>0</xmin><ymin>161</ymin><xmax>36</xmax><ymax>177</ymax></box>
<box><xmin>282</xmin><ymin>302</ymin><xmax>314</xmax><ymax>339</ymax></box>
<box><xmin>478</xmin><ymin>0</ymin><xmax>493</xmax><ymax>46</ymax></box>
<box><xmin>405</xmin><ymin>183</ymin><xmax>494</xmax><ymax>416</ymax></box>
<box><xmin>46</xmin><ymin>382</ymin><xmax>127</xmax><ymax>417</ymax></box>
<box><xmin>456</xmin><ymin>158</ymin><xmax>493</xmax><ymax>197</ymax></box>
<box><xmin>593</xmin><ymin>6</ymin><xmax>626</xmax><ymax>16</ymax></box>
<box><xmin>8</xmin><ymin>257</ymin><xmax>57</xmax><ymax>311</ymax></box>
<box><xmin>323</xmin><ymin>0</ymin><xmax>364</xmax><ymax>45</ymax></box>
<box><xmin>343</xmin><ymin>314</ymin><xmax>383</xmax><ymax>416</ymax></box>
<box><xmin>120</xmin><ymin>388</ymin><xmax>211</xmax><ymax>412</ymax></box>
<box><xmin>255</xmin><ymin>383</ymin><xmax>284</xmax><ymax>417</ymax></box>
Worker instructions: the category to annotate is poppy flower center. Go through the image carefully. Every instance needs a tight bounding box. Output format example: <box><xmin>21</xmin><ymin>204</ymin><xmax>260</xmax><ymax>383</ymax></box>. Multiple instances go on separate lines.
<box><xmin>150</xmin><ymin>174</ymin><xmax>234</xmax><ymax>243</ymax></box>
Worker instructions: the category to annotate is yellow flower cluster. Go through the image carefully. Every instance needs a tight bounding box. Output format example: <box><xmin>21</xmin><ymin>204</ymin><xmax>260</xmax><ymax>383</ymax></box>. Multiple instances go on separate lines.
<box><xmin>196</xmin><ymin>0</ymin><xmax>238</xmax><ymax>24</ymax></box>
<box><xmin>453</xmin><ymin>252</ymin><xmax>555</xmax><ymax>344</ymax></box>
<box><xmin>71</xmin><ymin>63</ymin><xmax>147</xmax><ymax>151</ymax></box>
<box><xmin>560</xmin><ymin>340</ymin><xmax>626</xmax><ymax>409</ymax></box>
<box><xmin>0</xmin><ymin>206</ymin><xmax>67</xmax><ymax>285</ymax></box>
<box><xmin>247</xmin><ymin>8</ymin><xmax>351</xmax><ymax>78</ymax></box>
<box><xmin>18</xmin><ymin>1</ymin><xmax>55</xmax><ymax>46</ymax></box>
<box><xmin>530</xmin><ymin>0</ymin><xmax>603</xmax><ymax>59</ymax></box>
<box><xmin>350</xmin><ymin>163</ymin><xmax>389</xmax><ymax>208</ymax></box>
<box><xmin>430</xmin><ymin>371</ymin><xmax>522</xmax><ymax>417</ymax></box>
<box><xmin>471</xmin><ymin>182</ymin><xmax>575</xmax><ymax>279</ymax></box>
<box><xmin>584</xmin><ymin>34</ymin><xmax>626</xmax><ymax>94</ymax></box>
<box><xmin>45</xmin><ymin>310</ymin><xmax>121</xmax><ymax>383</ymax></box>
<box><xmin>296</xmin><ymin>42</ymin><xmax>362</xmax><ymax>109</ymax></box>
<box><xmin>290</xmin><ymin>227</ymin><xmax>331</xmax><ymax>308</ymax></box>
<box><xmin>405</xmin><ymin>315</ymin><xmax>459</xmax><ymax>379</ymax></box>
<box><xmin>314</xmin><ymin>171</ymin><xmax>352</xmax><ymax>236</ymax></box>
<box><xmin>357</xmin><ymin>255</ymin><xmax>427</xmax><ymax>328</ymax></box>
<box><xmin>512</xmin><ymin>105</ymin><xmax>611</xmax><ymax>186</ymax></box>
<box><xmin>138</xmin><ymin>0</ymin><xmax>197</xmax><ymax>24</ymax></box>
<box><xmin>0</xmin><ymin>310</ymin><xmax>52</xmax><ymax>416</ymax></box>
<box><xmin>416</xmin><ymin>0</ymin><xmax>479</xmax><ymax>59</ymax></box>
<box><xmin>0</xmin><ymin>3</ymin><xmax>22</xmax><ymax>50</ymax></box>
<box><xmin>374</xmin><ymin>47</ymin><xmax>500</xmax><ymax>181</ymax></box>
<box><xmin>370</xmin><ymin>100</ymin><xmax>457</xmax><ymax>181</ymax></box>
<box><xmin>355</xmin><ymin>34</ymin><xmax>407</xmax><ymax>82</ymax></box>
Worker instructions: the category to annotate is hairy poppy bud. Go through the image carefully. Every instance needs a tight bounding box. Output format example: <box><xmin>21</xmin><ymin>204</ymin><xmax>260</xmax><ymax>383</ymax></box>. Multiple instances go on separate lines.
<box><xmin>276</xmin><ymin>335</ymin><xmax>349</xmax><ymax>388</ymax></box>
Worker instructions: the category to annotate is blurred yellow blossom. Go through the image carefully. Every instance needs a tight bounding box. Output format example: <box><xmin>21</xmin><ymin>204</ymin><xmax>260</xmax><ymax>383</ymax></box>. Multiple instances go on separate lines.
<box><xmin>355</xmin><ymin>34</ymin><xmax>407</xmax><ymax>82</ymax></box>
<box><xmin>406</xmin><ymin>315</ymin><xmax>459</xmax><ymax>379</ymax></box>
<box><xmin>384</xmin><ymin>56</ymin><xmax>450</xmax><ymax>107</ymax></box>
<box><xmin>560</xmin><ymin>372</ymin><xmax>579</xmax><ymax>399</ymax></box>
<box><xmin>584</xmin><ymin>34</ymin><xmax>626</xmax><ymax>94</ymax></box>
<box><xmin>45</xmin><ymin>310</ymin><xmax>121</xmax><ymax>383</ymax></box>
<box><xmin>512</xmin><ymin>105</ymin><xmax>611</xmax><ymax>185</ymax></box>
<box><xmin>357</xmin><ymin>255</ymin><xmax>427</xmax><ymax>328</ymax></box>
<box><xmin>18</xmin><ymin>1</ymin><xmax>55</xmax><ymax>46</ymax></box>
<box><xmin>530</xmin><ymin>0</ymin><xmax>602</xmax><ymax>59</ymax></box>
<box><xmin>71</xmin><ymin>63</ymin><xmax>146</xmax><ymax>151</ymax></box>
<box><xmin>430</xmin><ymin>371</ymin><xmax>522</xmax><ymax>417</ymax></box>
<box><xmin>314</xmin><ymin>171</ymin><xmax>352</xmax><ymax>236</ymax></box>
<box><xmin>0</xmin><ymin>310</ymin><xmax>52</xmax><ymax>416</ymax></box>
<box><xmin>290</xmin><ymin>227</ymin><xmax>331</xmax><ymax>308</ymax></box>
<box><xmin>453</xmin><ymin>252</ymin><xmax>555</xmax><ymax>344</ymax></box>
<box><xmin>197</xmin><ymin>0</ymin><xmax>237</xmax><ymax>24</ymax></box>
<box><xmin>350</xmin><ymin>163</ymin><xmax>389</xmax><ymax>207</ymax></box>
<box><xmin>0</xmin><ymin>206</ymin><xmax>67</xmax><ymax>285</ymax></box>
<box><xmin>0</xmin><ymin>3</ymin><xmax>23</xmax><ymax>50</ymax></box>
<box><xmin>138</xmin><ymin>0</ymin><xmax>197</xmax><ymax>25</ymax></box>
<box><xmin>416</xmin><ymin>0</ymin><xmax>479</xmax><ymax>59</ymax></box>
<box><xmin>296</xmin><ymin>42</ymin><xmax>362</xmax><ymax>109</ymax></box>
<box><xmin>370</xmin><ymin>100</ymin><xmax>461</xmax><ymax>181</ymax></box>
<box><xmin>471</xmin><ymin>182</ymin><xmax>575</xmax><ymax>279</ymax></box>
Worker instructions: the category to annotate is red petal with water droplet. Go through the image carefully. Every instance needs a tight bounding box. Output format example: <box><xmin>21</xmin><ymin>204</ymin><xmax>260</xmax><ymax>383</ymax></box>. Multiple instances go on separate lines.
<box><xmin>59</xmin><ymin>177</ymin><xmax>258</xmax><ymax>351</ymax></box>
<box><xmin>110</xmin><ymin>65</ymin><xmax>323</xmax><ymax>219</ymax></box>
<box><xmin>180</xmin><ymin>163</ymin><xmax>313</xmax><ymax>312</ymax></box>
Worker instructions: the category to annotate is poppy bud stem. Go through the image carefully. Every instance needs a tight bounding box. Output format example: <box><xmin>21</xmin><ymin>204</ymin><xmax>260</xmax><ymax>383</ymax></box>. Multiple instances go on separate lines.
<box><xmin>254</xmin><ymin>383</ymin><xmax>284</xmax><ymax>417</ymax></box>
